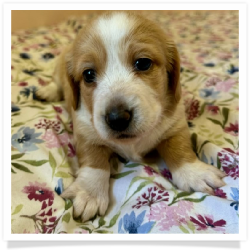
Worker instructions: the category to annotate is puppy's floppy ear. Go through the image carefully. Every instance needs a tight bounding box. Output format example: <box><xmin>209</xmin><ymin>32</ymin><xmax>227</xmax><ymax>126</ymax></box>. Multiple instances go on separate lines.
<box><xmin>165</xmin><ymin>42</ymin><xmax>181</xmax><ymax>103</ymax></box>
<box><xmin>64</xmin><ymin>47</ymin><xmax>80</xmax><ymax>110</ymax></box>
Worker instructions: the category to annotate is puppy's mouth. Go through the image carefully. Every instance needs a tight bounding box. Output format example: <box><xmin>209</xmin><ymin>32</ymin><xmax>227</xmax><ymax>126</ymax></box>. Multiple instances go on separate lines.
<box><xmin>116</xmin><ymin>133</ymin><xmax>137</xmax><ymax>140</ymax></box>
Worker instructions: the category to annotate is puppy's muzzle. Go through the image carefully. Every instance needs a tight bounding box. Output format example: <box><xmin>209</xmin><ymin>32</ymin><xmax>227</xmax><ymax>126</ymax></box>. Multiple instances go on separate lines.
<box><xmin>105</xmin><ymin>104</ymin><xmax>132</xmax><ymax>132</ymax></box>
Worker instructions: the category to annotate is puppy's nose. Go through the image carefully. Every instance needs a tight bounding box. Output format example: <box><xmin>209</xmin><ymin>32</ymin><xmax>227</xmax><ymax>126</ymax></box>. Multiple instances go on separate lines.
<box><xmin>105</xmin><ymin>106</ymin><xmax>132</xmax><ymax>132</ymax></box>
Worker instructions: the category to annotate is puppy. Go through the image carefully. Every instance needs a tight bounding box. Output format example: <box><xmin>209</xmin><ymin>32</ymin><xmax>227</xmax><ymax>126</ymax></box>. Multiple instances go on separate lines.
<box><xmin>37</xmin><ymin>11</ymin><xmax>226</xmax><ymax>222</ymax></box>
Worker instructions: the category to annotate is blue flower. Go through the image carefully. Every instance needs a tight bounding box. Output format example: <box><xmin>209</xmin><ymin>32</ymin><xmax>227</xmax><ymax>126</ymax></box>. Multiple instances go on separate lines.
<box><xmin>227</xmin><ymin>65</ymin><xmax>239</xmax><ymax>74</ymax></box>
<box><xmin>11</xmin><ymin>103</ymin><xmax>20</xmax><ymax>112</ymax></box>
<box><xmin>118</xmin><ymin>210</ymin><xmax>155</xmax><ymax>234</ymax></box>
<box><xmin>199</xmin><ymin>88</ymin><xmax>220</xmax><ymax>100</ymax></box>
<box><xmin>20</xmin><ymin>86</ymin><xmax>38</xmax><ymax>100</ymax></box>
<box><xmin>230</xmin><ymin>187</ymin><xmax>239</xmax><ymax>211</ymax></box>
<box><xmin>55</xmin><ymin>178</ymin><xmax>64</xmax><ymax>195</ymax></box>
<box><xmin>11</xmin><ymin>127</ymin><xmax>43</xmax><ymax>153</ymax></box>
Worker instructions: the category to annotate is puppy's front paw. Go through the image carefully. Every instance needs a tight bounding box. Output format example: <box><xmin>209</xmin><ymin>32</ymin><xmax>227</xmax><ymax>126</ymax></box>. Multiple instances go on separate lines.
<box><xmin>61</xmin><ymin>167</ymin><xmax>110</xmax><ymax>222</ymax></box>
<box><xmin>171</xmin><ymin>160</ymin><xmax>226</xmax><ymax>195</ymax></box>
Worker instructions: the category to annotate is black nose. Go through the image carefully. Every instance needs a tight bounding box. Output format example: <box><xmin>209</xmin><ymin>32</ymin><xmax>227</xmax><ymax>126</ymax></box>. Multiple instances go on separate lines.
<box><xmin>105</xmin><ymin>106</ymin><xmax>132</xmax><ymax>132</ymax></box>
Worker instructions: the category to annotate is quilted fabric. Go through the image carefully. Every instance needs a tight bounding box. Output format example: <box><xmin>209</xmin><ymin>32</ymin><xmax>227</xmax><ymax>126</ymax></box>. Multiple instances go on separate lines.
<box><xmin>11</xmin><ymin>10</ymin><xmax>239</xmax><ymax>234</ymax></box>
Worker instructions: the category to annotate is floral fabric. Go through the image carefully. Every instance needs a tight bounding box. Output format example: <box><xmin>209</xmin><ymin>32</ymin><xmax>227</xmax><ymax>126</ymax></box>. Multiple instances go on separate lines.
<box><xmin>11</xmin><ymin>10</ymin><xmax>239</xmax><ymax>234</ymax></box>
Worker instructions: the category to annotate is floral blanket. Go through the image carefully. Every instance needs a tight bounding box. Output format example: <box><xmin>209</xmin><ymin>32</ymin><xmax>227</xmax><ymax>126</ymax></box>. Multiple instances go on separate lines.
<box><xmin>11</xmin><ymin>10</ymin><xmax>239</xmax><ymax>234</ymax></box>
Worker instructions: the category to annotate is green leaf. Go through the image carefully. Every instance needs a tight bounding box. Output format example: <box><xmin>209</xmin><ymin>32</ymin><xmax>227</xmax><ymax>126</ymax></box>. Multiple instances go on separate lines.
<box><xmin>217</xmin><ymin>156</ymin><xmax>222</xmax><ymax>170</ymax></box>
<box><xmin>207</xmin><ymin>118</ymin><xmax>223</xmax><ymax>127</ymax></box>
<box><xmin>187</xmin><ymin>221</ymin><xmax>195</xmax><ymax>232</ymax></box>
<box><xmin>122</xmin><ymin>180</ymin><xmax>152</xmax><ymax>207</ymax></box>
<box><xmin>41</xmin><ymin>110</ymin><xmax>56</xmax><ymax>115</ymax></box>
<box><xmin>105</xmin><ymin>211</ymin><xmax>121</xmax><ymax>228</ymax></box>
<box><xmin>11</xmin><ymin>204</ymin><xmax>23</xmax><ymax>215</ymax></box>
<box><xmin>11</xmin><ymin>153</ymin><xmax>25</xmax><ymax>160</ymax></box>
<box><xmin>224</xmin><ymin>137</ymin><xmax>234</xmax><ymax>147</ymax></box>
<box><xmin>199</xmin><ymin>102</ymin><xmax>207</xmax><ymax>116</ymax></box>
<box><xmin>125</xmin><ymin>176</ymin><xmax>154</xmax><ymax>198</ymax></box>
<box><xmin>214</xmin><ymin>134</ymin><xmax>222</xmax><ymax>139</ymax></box>
<box><xmin>95</xmin><ymin>230</ymin><xmax>111</xmax><ymax>234</ymax></box>
<box><xmin>49</xmin><ymin>152</ymin><xmax>56</xmax><ymax>177</ymax></box>
<box><xmin>183</xmin><ymin>195</ymin><xmax>208</xmax><ymax>203</ymax></box>
<box><xmin>98</xmin><ymin>217</ymin><xmax>106</xmax><ymax>227</ymax></box>
<box><xmin>12</xmin><ymin>163</ymin><xmax>33</xmax><ymax>173</ymax></box>
<box><xmin>199</xmin><ymin>140</ymin><xmax>210</xmax><ymax>153</ymax></box>
<box><xmin>110</xmin><ymin>170</ymin><xmax>136</xmax><ymax>179</ymax></box>
<box><xmin>20</xmin><ymin>160</ymin><xmax>48</xmax><ymax>166</ymax></box>
<box><xmin>11</xmin><ymin>168</ymin><xmax>16</xmax><ymax>173</ymax></box>
<box><xmin>200</xmin><ymin>128</ymin><xmax>210</xmax><ymax>133</ymax></box>
<box><xmin>65</xmin><ymin>199</ymin><xmax>73</xmax><ymax>210</ymax></box>
<box><xmin>11</xmin><ymin>112</ymin><xmax>20</xmax><ymax>116</ymax></box>
<box><xmin>179</xmin><ymin>225</ymin><xmax>189</xmax><ymax>234</ymax></box>
<box><xmin>222</xmin><ymin>107</ymin><xmax>229</xmax><ymax>127</ymax></box>
<box><xmin>79</xmin><ymin>226</ymin><xmax>92</xmax><ymax>233</ymax></box>
<box><xmin>125</xmin><ymin>163</ymin><xmax>141</xmax><ymax>168</ymax></box>
<box><xmin>58</xmin><ymin>147</ymin><xmax>64</xmax><ymax>157</ymax></box>
<box><xmin>62</xmin><ymin>212</ymin><xmax>71</xmax><ymax>223</ymax></box>
<box><xmin>55</xmin><ymin>171</ymin><xmax>71</xmax><ymax>178</ymax></box>
<box><xmin>12</xmin><ymin>122</ymin><xmax>25</xmax><ymax>127</ymax></box>
<box><xmin>28</xmin><ymin>105</ymin><xmax>46</xmax><ymax>110</ymax></box>
<box><xmin>220</xmin><ymin>97</ymin><xmax>234</xmax><ymax>103</ymax></box>
<box><xmin>175</xmin><ymin>191</ymin><xmax>195</xmax><ymax>199</ymax></box>
<box><xmin>60</xmin><ymin>162</ymin><xmax>69</xmax><ymax>168</ymax></box>
<box><xmin>231</xmin><ymin>93</ymin><xmax>239</xmax><ymax>98</ymax></box>
<box><xmin>190</xmin><ymin>133</ymin><xmax>197</xmax><ymax>153</ymax></box>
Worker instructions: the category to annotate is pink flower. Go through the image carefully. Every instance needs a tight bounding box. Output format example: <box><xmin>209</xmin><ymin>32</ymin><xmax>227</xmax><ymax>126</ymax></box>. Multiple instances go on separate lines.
<box><xmin>214</xmin><ymin>188</ymin><xmax>227</xmax><ymax>199</ymax></box>
<box><xmin>22</xmin><ymin>181</ymin><xmax>54</xmax><ymax>203</ymax></box>
<box><xmin>41</xmin><ymin>130</ymin><xmax>72</xmax><ymax>149</ymax></box>
<box><xmin>53</xmin><ymin>106</ymin><xmax>63</xmax><ymax>114</ymax></box>
<box><xmin>38</xmin><ymin>78</ymin><xmax>48</xmax><ymax>86</ymax></box>
<box><xmin>144</xmin><ymin>166</ymin><xmax>158</xmax><ymax>176</ymax></box>
<box><xmin>18</xmin><ymin>82</ymin><xmax>28</xmax><ymax>87</ymax></box>
<box><xmin>207</xmin><ymin>105</ymin><xmax>220</xmax><ymax>115</ymax></box>
<box><xmin>190</xmin><ymin>214</ymin><xmax>226</xmax><ymax>232</ymax></box>
<box><xmin>35</xmin><ymin>119</ymin><xmax>61</xmax><ymax>133</ymax></box>
<box><xmin>217</xmin><ymin>149</ymin><xmax>239</xmax><ymax>179</ymax></box>
<box><xmin>184</xmin><ymin>98</ymin><xmax>200</xmax><ymax>120</ymax></box>
<box><xmin>224</xmin><ymin>121</ymin><xmax>238</xmax><ymax>136</ymax></box>
<box><xmin>74</xmin><ymin>229</ymin><xmax>89</xmax><ymax>234</ymax></box>
<box><xmin>67</xmin><ymin>142</ymin><xmax>76</xmax><ymax>157</ymax></box>
<box><xmin>218</xmin><ymin>52</ymin><xmax>232</xmax><ymax>60</ymax></box>
<box><xmin>205</xmin><ymin>77</ymin><xmax>221</xmax><ymax>87</ymax></box>
<box><xmin>161</xmin><ymin>168</ymin><xmax>172</xmax><ymax>180</ymax></box>
<box><xmin>147</xmin><ymin>200</ymin><xmax>193</xmax><ymax>231</ymax></box>
<box><xmin>216</xmin><ymin>79</ymin><xmax>236</xmax><ymax>92</ymax></box>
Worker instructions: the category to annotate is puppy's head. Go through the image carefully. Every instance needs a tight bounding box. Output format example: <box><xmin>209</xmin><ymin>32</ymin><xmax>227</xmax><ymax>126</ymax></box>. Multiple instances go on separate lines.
<box><xmin>67</xmin><ymin>11</ymin><xmax>181</xmax><ymax>142</ymax></box>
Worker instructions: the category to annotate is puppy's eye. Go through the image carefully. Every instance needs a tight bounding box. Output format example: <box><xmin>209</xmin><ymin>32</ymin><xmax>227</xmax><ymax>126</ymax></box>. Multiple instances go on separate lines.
<box><xmin>134</xmin><ymin>58</ymin><xmax>152</xmax><ymax>71</ymax></box>
<box><xmin>83</xmin><ymin>69</ymin><xmax>96</xmax><ymax>83</ymax></box>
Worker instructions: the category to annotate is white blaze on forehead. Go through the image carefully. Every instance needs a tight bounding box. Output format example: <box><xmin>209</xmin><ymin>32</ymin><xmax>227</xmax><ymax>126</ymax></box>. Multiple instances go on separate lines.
<box><xmin>95</xmin><ymin>12</ymin><xmax>134</xmax><ymax>84</ymax></box>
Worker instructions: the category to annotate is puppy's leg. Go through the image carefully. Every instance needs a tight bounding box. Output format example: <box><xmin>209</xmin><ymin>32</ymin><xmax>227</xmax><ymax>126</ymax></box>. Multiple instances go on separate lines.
<box><xmin>157</xmin><ymin>127</ymin><xmax>226</xmax><ymax>195</ymax></box>
<box><xmin>61</xmin><ymin>143</ymin><xmax>112</xmax><ymax>222</ymax></box>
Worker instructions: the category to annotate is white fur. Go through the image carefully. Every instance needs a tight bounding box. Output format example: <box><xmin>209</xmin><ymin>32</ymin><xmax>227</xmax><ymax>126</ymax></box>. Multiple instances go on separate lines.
<box><xmin>61</xmin><ymin>167</ymin><xmax>110</xmax><ymax>222</ymax></box>
<box><xmin>92</xmin><ymin>13</ymin><xmax>164</xmax><ymax>152</ymax></box>
<box><xmin>171</xmin><ymin>159</ymin><xmax>226</xmax><ymax>194</ymax></box>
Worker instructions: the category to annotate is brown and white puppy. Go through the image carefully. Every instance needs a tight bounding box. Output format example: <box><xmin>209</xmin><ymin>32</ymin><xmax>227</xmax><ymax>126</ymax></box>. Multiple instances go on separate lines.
<box><xmin>37</xmin><ymin>11</ymin><xmax>226</xmax><ymax>222</ymax></box>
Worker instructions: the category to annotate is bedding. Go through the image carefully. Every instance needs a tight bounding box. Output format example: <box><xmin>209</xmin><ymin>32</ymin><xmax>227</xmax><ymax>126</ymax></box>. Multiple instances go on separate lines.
<box><xmin>11</xmin><ymin>10</ymin><xmax>239</xmax><ymax>234</ymax></box>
